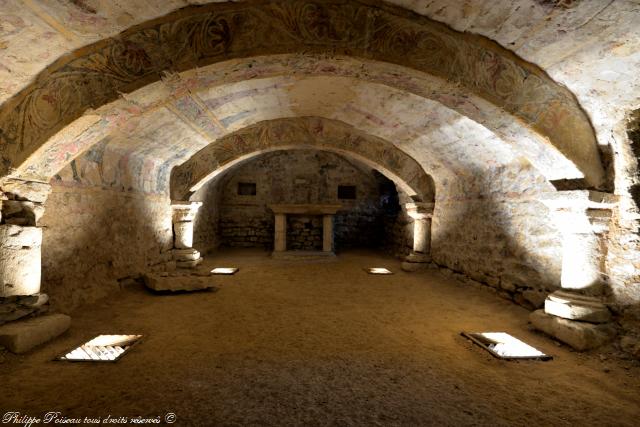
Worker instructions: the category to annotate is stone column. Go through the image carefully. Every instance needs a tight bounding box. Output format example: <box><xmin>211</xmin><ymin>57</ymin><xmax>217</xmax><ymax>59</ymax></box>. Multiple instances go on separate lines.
<box><xmin>171</xmin><ymin>201</ymin><xmax>203</xmax><ymax>268</ymax></box>
<box><xmin>530</xmin><ymin>190</ymin><xmax>617</xmax><ymax>350</ymax></box>
<box><xmin>402</xmin><ymin>202</ymin><xmax>435</xmax><ymax>272</ymax></box>
<box><xmin>322</xmin><ymin>214</ymin><xmax>334</xmax><ymax>252</ymax></box>
<box><xmin>0</xmin><ymin>179</ymin><xmax>52</xmax><ymax>324</ymax></box>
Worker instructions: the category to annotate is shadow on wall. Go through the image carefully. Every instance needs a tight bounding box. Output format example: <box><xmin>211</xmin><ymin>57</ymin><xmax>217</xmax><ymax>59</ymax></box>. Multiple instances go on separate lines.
<box><xmin>431</xmin><ymin>163</ymin><xmax>564</xmax><ymax>310</ymax></box>
<box><xmin>191</xmin><ymin>176</ymin><xmax>225</xmax><ymax>256</ymax></box>
<box><xmin>626</xmin><ymin>110</ymin><xmax>640</xmax><ymax>230</ymax></box>
<box><xmin>40</xmin><ymin>182</ymin><xmax>174</xmax><ymax>312</ymax></box>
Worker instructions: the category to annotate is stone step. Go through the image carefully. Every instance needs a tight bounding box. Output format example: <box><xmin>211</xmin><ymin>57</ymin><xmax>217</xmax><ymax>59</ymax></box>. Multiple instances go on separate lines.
<box><xmin>544</xmin><ymin>290</ymin><xmax>611</xmax><ymax>323</ymax></box>
<box><xmin>529</xmin><ymin>310</ymin><xmax>615</xmax><ymax>351</ymax></box>
<box><xmin>143</xmin><ymin>273</ymin><xmax>214</xmax><ymax>292</ymax></box>
<box><xmin>0</xmin><ymin>313</ymin><xmax>71</xmax><ymax>354</ymax></box>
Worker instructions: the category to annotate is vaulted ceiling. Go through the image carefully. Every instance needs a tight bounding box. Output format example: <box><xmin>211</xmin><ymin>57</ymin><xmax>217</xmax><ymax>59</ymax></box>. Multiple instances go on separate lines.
<box><xmin>0</xmin><ymin>0</ymin><xmax>638</xmax><ymax>200</ymax></box>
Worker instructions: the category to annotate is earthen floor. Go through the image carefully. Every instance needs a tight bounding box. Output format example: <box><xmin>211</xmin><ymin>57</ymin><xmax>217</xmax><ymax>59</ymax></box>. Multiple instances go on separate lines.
<box><xmin>1</xmin><ymin>249</ymin><xmax>639</xmax><ymax>426</ymax></box>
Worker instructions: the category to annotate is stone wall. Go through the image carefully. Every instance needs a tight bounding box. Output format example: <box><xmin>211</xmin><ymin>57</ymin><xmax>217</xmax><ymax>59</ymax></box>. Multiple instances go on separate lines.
<box><xmin>431</xmin><ymin>194</ymin><xmax>563</xmax><ymax>309</ymax></box>
<box><xmin>209</xmin><ymin>150</ymin><xmax>407</xmax><ymax>252</ymax></box>
<box><xmin>40</xmin><ymin>183</ymin><xmax>173</xmax><ymax>312</ymax></box>
<box><xmin>287</xmin><ymin>216</ymin><xmax>323</xmax><ymax>251</ymax></box>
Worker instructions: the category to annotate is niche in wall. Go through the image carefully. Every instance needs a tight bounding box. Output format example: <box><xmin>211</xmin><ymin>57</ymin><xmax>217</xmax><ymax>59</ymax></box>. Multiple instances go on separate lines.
<box><xmin>338</xmin><ymin>185</ymin><xmax>357</xmax><ymax>200</ymax></box>
<box><xmin>237</xmin><ymin>182</ymin><xmax>257</xmax><ymax>196</ymax></box>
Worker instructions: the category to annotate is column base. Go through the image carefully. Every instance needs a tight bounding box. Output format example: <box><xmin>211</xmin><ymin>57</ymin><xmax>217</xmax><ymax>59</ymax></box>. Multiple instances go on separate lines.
<box><xmin>401</xmin><ymin>252</ymin><xmax>433</xmax><ymax>272</ymax></box>
<box><xmin>529</xmin><ymin>310</ymin><xmax>616</xmax><ymax>351</ymax></box>
<box><xmin>0</xmin><ymin>293</ymin><xmax>49</xmax><ymax>325</ymax></box>
<box><xmin>172</xmin><ymin>248</ymin><xmax>200</xmax><ymax>261</ymax></box>
<box><xmin>176</xmin><ymin>258</ymin><xmax>203</xmax><ymax>269</ymax></box>
<box><xmin>172</xmin><ymin>248</ymin><xmax>203</xmax><ymax>268</ymax></box>
<box><xmin>544</xmin><ymin>290</ymin><xmax>611</xmax><ymax>323</ymax></box>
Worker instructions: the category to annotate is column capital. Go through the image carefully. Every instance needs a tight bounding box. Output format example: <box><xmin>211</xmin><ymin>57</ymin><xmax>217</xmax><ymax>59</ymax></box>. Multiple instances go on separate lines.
<box><xmin>0</xmin><ymin>178</ymin><xmax>51</xmax><ymax>204</ymax></box>
<box><xmin>540</xmin><ymin>190</ymin><xmax>617</xmax><ymax>234</ymax></box>
<box><xmin>405</xmin><ymin>202</ymin><xmax>435</xmax><ymax>220</ymax></box>
<box><xmin>170</xmin><ymin>201</ymin><xmax>203</xmax><ymax>222</ymax></box>
<box><xmin>0</xmin><ymin>178</ymin><xmax>52</xmax><ymax>226</ymax></box>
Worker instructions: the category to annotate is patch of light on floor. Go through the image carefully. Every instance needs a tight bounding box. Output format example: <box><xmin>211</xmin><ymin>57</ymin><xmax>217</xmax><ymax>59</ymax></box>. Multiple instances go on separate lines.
<box><xmin>57</xmin><ymin>334</ymin><xmax>143</xmax><ymax>362</ymax></box>
<box><xmin>462</xmin><ymin>332</ymin><xmax>552</xmax><ymax>360</ymax></box>
<box><xmin>211</xmin><ymin>267</ymin><xmax>239</xmax><ymax>275</ymax></box>
<box><xmin>366</xmin><ymin>267</ymin><xmax>393</xmax><ymax>275</ymax></box>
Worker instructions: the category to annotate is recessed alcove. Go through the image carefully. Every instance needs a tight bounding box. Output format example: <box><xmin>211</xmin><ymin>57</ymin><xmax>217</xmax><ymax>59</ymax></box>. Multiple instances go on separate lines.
<box><xmin>192</xmin><ymin>150</ymin><xmax>412</xmax><ymax>256</ymax></box>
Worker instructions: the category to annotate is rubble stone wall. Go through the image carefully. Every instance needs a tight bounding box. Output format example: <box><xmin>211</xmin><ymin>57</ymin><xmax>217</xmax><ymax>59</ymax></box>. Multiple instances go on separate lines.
<box><xmin>40</xmin><ymin>184</ymin><xmax>173</xmax><ymax>312</ymax></box>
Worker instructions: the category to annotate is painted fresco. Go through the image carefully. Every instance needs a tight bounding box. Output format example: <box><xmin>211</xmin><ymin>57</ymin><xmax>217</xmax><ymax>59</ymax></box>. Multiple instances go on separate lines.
<box><xmin>171</xmin><ymin>117</ymin><xmax>436</xmax><ymax>202</ymax></box>
<box><xmin>0</xmin><ymin>0</ymin><xmax>604</xmax><ymax>188</ymax></box>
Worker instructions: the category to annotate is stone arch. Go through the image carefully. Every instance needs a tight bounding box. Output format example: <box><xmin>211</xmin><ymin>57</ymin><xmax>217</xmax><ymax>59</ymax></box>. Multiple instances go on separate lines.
<box><xmin>170</xmin><ymin>117</ymin><xmax>435</xmax><ymax>203</ymax></box>
<box><xmin>0</xmin><ymin>0</ymin><xmax>604</xmax><ymax>188</ymax></box>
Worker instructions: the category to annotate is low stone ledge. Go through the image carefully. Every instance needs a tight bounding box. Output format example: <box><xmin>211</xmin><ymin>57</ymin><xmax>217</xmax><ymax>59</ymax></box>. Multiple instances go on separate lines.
<box><xmin>529</xmin><ymin>309</ymin><xmax>616</xmax><ymax>351</ymax></box>
<box><xmin>271</xmin><ymin>250</ymin><xmax>336</xmax><ymax>261</ymax></box>
<box><xmin>0</xmin><ymin>313</ymin><xmax>70</xmax><ymax>354</ymax></box>
<box><xmin>143</xmin><ymin>272</ymin><xmax>215</xmax><ymax>292</ymax></box>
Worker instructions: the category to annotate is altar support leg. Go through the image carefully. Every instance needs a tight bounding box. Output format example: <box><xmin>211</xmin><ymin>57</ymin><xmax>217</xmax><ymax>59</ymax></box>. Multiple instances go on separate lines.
<box><xmin>322</xmin><ymin>215</ymin><xmax>333</xmax><ymax>253</ymax></box>
<box><xmin>274</xmin><ymin>213</ymin><xmax>287</xmax><ymax>252</ymax></box>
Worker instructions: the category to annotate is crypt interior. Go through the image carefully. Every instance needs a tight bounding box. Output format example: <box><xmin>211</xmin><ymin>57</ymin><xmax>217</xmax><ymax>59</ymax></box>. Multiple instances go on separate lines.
<box><xmin>0</xmin><ymin>0</ymin><xmax>639</xmax><ymax>425</ymax></box>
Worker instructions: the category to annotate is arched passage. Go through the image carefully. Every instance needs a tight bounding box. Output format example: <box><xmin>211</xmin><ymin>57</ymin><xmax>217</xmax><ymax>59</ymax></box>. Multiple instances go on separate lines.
<box><xmin>169</xmin><ymin>116</ymin><xmax>436</xmax><ymax>269</ymax></box>
<box><xmin>170</xmin><ymin>117</ymin><xmax>435</xmax><ymax>203</ymax></box>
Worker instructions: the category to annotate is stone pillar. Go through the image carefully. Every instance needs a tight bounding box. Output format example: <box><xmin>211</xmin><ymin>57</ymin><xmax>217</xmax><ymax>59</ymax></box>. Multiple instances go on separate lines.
<box><xmin>530</xmin><ymin>190</ymin><xmax>617</xmax><ymax>351</ymax></box>
<box><xmin>171</xmin><ymin>201</ymin><xmax>203</xmax><ymax>268</ymax></box>
<box><xmin>274</xmin><ymin>213</ymin><xmax>287</xmax><ymax>252</ymax></box>
<box><xmin>322</xmin><ymin>214</ymin><xmax>333</xmax><ymax>252</ymax></box>
<box><xmin>402</xmin><ymin>202</ymin><xmax>435</xmax><ymax>272</ymax></box>
<box><xmin>0</xmin><ymin>225</ymin><xmax>42</xmax><ymax>297</ymax></box>
<box><xmin>0</xmin><ymin>179</ymin><xmax>52</xmax><ymax>325</ymax></box>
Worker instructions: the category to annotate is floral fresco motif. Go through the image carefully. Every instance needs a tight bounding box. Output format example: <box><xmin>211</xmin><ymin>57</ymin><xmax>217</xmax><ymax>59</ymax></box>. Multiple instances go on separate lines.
<box><xmin>0</xmin><ymin>0</ymin><xmax>602</xmax><ymax>188</ymax></box>
<box><xmin>171</xmin><ymin>117</ymin><xmax>435</xmax><ymax>202</ymax></box>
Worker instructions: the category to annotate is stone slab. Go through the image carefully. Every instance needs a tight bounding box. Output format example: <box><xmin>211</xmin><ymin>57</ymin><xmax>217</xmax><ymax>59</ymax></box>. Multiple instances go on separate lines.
<box><xmin>143</xmin><ymin>273</ymin><xmax>214</xmax><ymax>292</ymax></box>
<box><xmin>271</xmin><ymin>250</ymin><xmax>336</xmax><ymax>260</ymax></box>
<box><xmin>529</xmin><ymin>310</ymin><xmax>616</xmax><ymax>351</ymax></box>
<box><xmin>268</xmin><ymin>204</ymin><xmax>342</xmax><ymax>215</ymax></box>
<box><xmin>544</xmin><ymin>290</ymin><xmax>611</xmax><ymax>323</ymax></box>
<box><xmin>0</xmin><ymin>313</ymin><xmax>70</xmax><ymax>354</ymax></box>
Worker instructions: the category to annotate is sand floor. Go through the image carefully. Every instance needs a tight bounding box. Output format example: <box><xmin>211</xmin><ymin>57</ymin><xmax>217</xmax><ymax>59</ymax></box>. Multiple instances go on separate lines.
<box><xmin>1</xmin><ymin>249</ymin><xmax>639</xmax><ymax>426</ymax></box>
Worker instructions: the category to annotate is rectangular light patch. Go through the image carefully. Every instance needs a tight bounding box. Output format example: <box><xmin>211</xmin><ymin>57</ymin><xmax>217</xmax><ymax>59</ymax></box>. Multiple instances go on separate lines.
<box><xmin>211</xmin><ymin>267</ymin><xmax>239</xmax><ymax>275</ymax></box>
<box><xmin>365</xmin><ymin>267</ymin><xmax>393</xmax><ymax>275</ymax></box>
<box><xmin>462</xmin><ymin>332</ymin><xmax>552</xmax><ymax>360</ymax></box>
<box><xmin>57</xmin><ymin>334</ymin><xmax>143</xmax><ymax>362</ymax></box>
